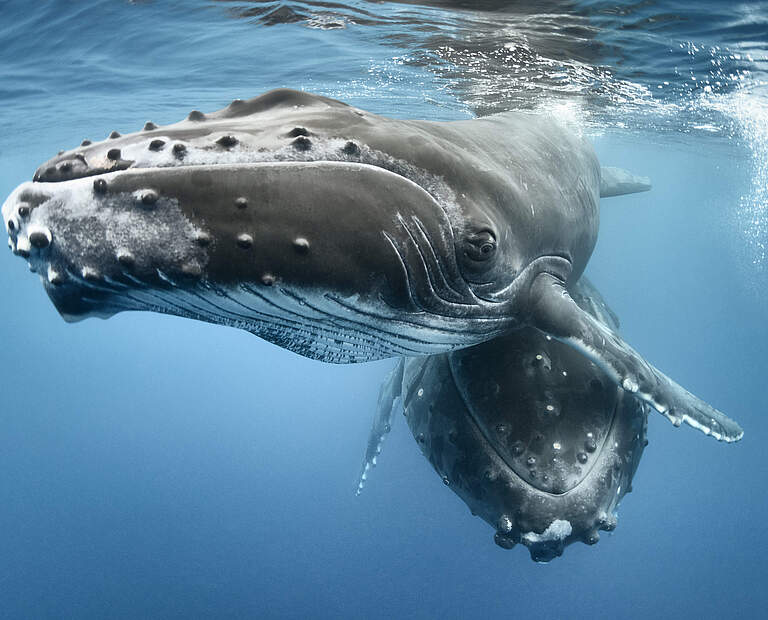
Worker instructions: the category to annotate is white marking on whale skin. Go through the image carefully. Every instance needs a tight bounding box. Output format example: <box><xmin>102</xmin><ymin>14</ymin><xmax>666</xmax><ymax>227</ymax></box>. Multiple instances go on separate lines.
<box><xmin>46</xmin><ymin>265</ymin><xmax>61</xmax><ymax>283</ymax></box>
<box><xmin>81</xmin><ymin>267</ymin><xmax>99</xmax><ymax>281</ymax></box>
<box><xmin>1</xmin><ymin>177</ymin><xmax>210</xmax><ymax>291</ymax></box>
<box><xmin>156</xmin><ymin>269</ymin><xmax>178</xmax><ymax>287</ymax></box>
<box><xmin>522</xmin><ymin>519</ymin><xmax>573</xmax><ymax>544</ymax></box>
<box><xmin>15</xmin><ymin>235</ymin><xmax>31</xmax><ymax>255</ymax></box>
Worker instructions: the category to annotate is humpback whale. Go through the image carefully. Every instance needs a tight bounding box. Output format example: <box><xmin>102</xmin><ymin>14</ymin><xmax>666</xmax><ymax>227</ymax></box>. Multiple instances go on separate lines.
<box><xmin>1</xmin><ymin>89</ymin><xmax>742</xmax><ymax>444</ymax></box>
<box><xmin>357</xmin><ymin>278</ymin><xmax>647</xmax><ymax>562</ymax></box>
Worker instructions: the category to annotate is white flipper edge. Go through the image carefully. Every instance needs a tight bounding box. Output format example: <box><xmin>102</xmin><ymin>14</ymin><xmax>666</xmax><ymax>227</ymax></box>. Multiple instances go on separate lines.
<box><xmin>355</xmin><ymin>359</ymin><xmax>405</xmax><ymax>496</ymax></box>
<box><xmin>531</xmin><ymin>273</ymin><xmax>743</xmax><ymax>443</ymax></box>
<box><xmin>600</xmin><ymin>166</ymin><xmax>651</xmax><ymax>198</ymax></box>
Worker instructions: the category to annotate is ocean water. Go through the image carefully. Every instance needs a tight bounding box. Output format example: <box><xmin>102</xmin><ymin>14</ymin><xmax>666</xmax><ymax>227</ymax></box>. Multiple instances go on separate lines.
<box><xmin>0</xmin><ymin>1</ymin><xmax>766</xmax><ymax>618</ymax></box>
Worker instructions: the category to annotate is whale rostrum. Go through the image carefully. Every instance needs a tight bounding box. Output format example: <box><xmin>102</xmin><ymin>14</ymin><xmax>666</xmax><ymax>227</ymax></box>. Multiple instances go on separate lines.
<box><xmin>1</xmin><ymin>89</ymin><xmax>742</xmax><ymax>444</ymax></box>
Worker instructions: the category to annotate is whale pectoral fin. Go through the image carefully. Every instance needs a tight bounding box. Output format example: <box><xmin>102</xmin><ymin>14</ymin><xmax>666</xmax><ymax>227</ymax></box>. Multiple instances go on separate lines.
<box><xmin>355</xmin><ymin>358</ymin><xmax>405</xmax><ymax>496</ymax></box>
<box><xmin>600</xmin><ymin>167</ymin><xmax>651</xmax><ymax>198</ymax></box>
<box><xmin>570</xmin><ymin>276</ymin><xmax>620</xmax><ymax>331</ymax></box>
<box><xmin>530</xmin><ymin>273</ymin><xmax>744</xmax><ymax>443</ymax></box>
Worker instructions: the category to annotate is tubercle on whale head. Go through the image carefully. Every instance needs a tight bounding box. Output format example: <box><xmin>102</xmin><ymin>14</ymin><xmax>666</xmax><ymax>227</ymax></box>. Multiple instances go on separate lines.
<box><xmin>30</xmin><ymin>89</ymin><xmax>360</xmax><ymax>184</ymax></box>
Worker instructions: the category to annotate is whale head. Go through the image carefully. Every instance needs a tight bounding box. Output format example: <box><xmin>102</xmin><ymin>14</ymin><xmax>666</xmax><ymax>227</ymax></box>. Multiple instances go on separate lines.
<box><xmin>3</xmin><ymin>90</ymin><xmax>546</xmax><ymax>362</ymax></box>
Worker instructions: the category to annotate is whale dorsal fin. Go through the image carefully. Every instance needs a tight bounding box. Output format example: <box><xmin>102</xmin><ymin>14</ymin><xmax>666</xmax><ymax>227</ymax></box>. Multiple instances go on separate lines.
<box><xmin>600</xmin><ymin>166</ymin><xmax>651</xmax><ymax>198</ymax></box>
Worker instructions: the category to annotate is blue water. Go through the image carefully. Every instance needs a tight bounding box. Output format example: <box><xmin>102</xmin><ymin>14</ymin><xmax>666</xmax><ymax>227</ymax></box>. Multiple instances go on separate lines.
<box><xmin>0</xmin><ymin>1</ymin><xmax>766</xmax><ymax>618</ymax></box>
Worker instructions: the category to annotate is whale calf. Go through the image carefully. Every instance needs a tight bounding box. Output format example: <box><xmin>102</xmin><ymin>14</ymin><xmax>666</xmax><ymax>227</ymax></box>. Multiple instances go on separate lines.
<box><xmin>1</xmin><ymin>89</ymin><xmax>742</xmax><ymax>443</ymax></box>
<box><xmin>357</xmin><ymin>278</ymin><xmax>646</xmax><ymax>562</ymax></box>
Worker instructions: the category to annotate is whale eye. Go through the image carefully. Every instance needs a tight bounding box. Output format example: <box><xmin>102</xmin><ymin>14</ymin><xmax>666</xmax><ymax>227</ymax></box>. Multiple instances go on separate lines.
<box><xmin>464</xmin><ymin>230</ymin><xmax>497</xmax><ymax>262</ymax></box>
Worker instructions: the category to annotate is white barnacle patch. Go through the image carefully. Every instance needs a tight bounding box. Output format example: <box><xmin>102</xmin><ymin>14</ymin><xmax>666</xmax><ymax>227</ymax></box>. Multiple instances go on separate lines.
<box><xmin>116</xmin><ymin>248</ymin><xmax>135</xmax><ymax>267</ymax></box>
<box><xmin>81</xmin><ymin>266</ymin><xmax>99</xmax><ymax>280</ymax></box>
<box><xmin>15</xmin><ymin>235</ymin><xmax>31</xmax><ymax>255</ymax></box>
<box><xmin>47</xmin><ymin>265</ymin><xmax>63</xmax><ymax>284</ymax></box>
<box><xmin>2</xmin><ymin>176</ymin><xmax>211</xmax><ymax>300</ymax></box>
<box><xmin>621</xmin><ymin>376</ymin><xmax>639</xmax><ymax>393</ymax></box>
<box><xmin>522</xmin><ymin>519</ymin><xmax>572</xmax><ymax>544</ymax></box>
<box><xmin>498</xmin><ymin>515</ymin><xmax>514</xmax><ymax>534</ymax></box>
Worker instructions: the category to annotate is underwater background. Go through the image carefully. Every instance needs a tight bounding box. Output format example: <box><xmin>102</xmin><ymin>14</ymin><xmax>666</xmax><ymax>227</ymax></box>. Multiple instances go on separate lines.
<box><xmin>0</xmin><ymin>1</ymin><xmax>766</xmax><ymax>618</ymax></box>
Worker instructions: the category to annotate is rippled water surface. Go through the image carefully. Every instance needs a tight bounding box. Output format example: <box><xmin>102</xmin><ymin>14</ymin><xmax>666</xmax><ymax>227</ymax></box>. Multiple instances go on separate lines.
<box><xmin>0</xmin><ymin>2</ymin><xmax>766</xmax><ymax>618</ymax></box>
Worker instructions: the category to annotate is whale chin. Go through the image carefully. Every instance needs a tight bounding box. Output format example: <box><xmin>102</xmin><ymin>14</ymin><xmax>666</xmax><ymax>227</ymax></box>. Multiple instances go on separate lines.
<box><xmin>39</xmin><ymin>270</ymin><xmax>129</xmax><ymax>323</ymax></box>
